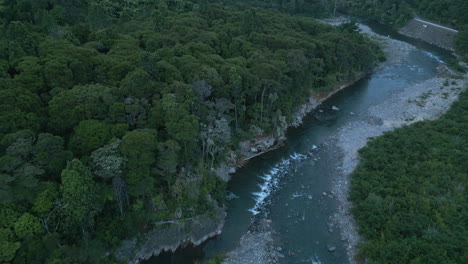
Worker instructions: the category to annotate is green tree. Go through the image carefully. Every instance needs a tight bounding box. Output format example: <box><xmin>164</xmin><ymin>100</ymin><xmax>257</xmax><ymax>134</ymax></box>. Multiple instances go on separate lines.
<box><xmin>157</xmin><ymin>140</ymin><xmax>180</xmax><ymax>180</ymax></box>
<box><xmin>0</xmin><ymin>87</ymin><xmax>42</xmax><ymax>138</ymax></box>
<box><xmin>90</xmin><ymin>139</ymin><xmax>126</xmax><ymax>181</ymax></box>
<box><xmin>60</xmin><ymin>159</ymin><xmax>102</xmax><ymax>237</ymax></box>
<box><xmin>69</xmin><ymin>120</ymin><xmax>112</xmax><ymax>156</ymax></box>
<box><xmin>119</xmin><ymin>68</ymin><xmax>158</xmax><ymax>99</ymax></box>
<box><xmin>13</xmin><ymin>213</ymin><xmax>43</xmax><ymax>239</ymax></box>
<box><xmin>13</xmin><ymin>56</ymin><xmax>45</xmax><ymax>94</ymax></box>
<box><xmin>0</xmin><ymin>228</ymin><xmax>20</xmax><ymax>263</ymax></box>
<box><xmin>6</xmin><ymin>21</ymin><xmax>38</xmax><ymax>61</ymax></box>
<box><xmin>455</xmin><ymin>27</ymin><xmax>468</xmax><ymax>61</ymax></box>
<box><xmin>48</xmin><ymin>84</ymin><xmax>116</xmax><ymax>134</ymax></box>
<box><xmin>120</xmin><ymin>129</ymin><xmax>158</xmax><ymax>197</ymax></box>
<box><xmin>0</xmin><ymin>131</ymin><xmax>42</xmax><ymax>204</ymax></box>
<box><xmin>90</xmin><ymin>140</ymin><xmax>128</xmax><ymax>215</ymax></box>
<box><xmin>33</xmin><ymin>133</ymin><xmax>73</xmax><ymax>179</ymax></box>
<box><xmin>43</xmin><ymin>56</ymin><xmax>74</xmax><ymax>90</ymax></box>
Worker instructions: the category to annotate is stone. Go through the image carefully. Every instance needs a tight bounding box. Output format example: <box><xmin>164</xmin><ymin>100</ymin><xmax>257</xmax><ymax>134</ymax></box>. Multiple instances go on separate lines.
<box><xmin>250</xmin><ymin>147</ymin><xmax>258</xmax><ymax>153</ymax></box>
<box><xmin>277</xmin><ymin>247</ymin><xmax>282</xmax><ymax>251</ymax></box>
<box><xmin>332</xmin><ymin>105</ymin><xmax>340</xmax><ymax>111</ymax></box>
<box><xmin>366</xmin><ymin>116</ymin><xmax>384</xmax><ymax>125</ymax></box>
<box><xmin>328</xmin><ymin>246</ymin><xmax>336</xmax><ymax>252</ymax></box>
<box><xmin>350</xmin><ymin>112</ymin><xmax>355</xmax><ymax>115</ymax></box>
<box><xmin>278</xmin><ymin>253</ymin><xmax>285</xmax><ymax>258</ymax></box>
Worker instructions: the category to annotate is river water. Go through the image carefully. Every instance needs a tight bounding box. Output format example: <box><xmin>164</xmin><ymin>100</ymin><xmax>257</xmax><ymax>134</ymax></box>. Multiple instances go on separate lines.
<box><xmin>147</xmin><ymin>23</ymin><xmax>453</xmax><ymax>264</ymax></box>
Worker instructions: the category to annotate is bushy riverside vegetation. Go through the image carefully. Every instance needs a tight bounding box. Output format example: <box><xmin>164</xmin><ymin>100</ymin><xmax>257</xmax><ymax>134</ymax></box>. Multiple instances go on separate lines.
<box><xmin>0</xmin><ymin>0</ymin><xmax>384</xmax><ymax>263</ymax></box>
<box><xmin>350</xmin><ymin>90</ymin><xmax>468</xmax><ymax>264</ymax></box>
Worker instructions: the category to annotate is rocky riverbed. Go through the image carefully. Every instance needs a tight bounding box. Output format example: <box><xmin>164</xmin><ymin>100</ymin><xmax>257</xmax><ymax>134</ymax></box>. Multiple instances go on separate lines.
<box><xmin>222</xmin><ymin>21</ymin><xmax>467</xmax><ymax>264</ymax></box>
<box><xmin>223</xmin><ymin>219</ymin><xmax>284</xmax><ymax>264</ymax></box>
<box><xmin>331</xmin><ymin>27</ymin><xmax>467</xmax><ymax>264</ymax></box>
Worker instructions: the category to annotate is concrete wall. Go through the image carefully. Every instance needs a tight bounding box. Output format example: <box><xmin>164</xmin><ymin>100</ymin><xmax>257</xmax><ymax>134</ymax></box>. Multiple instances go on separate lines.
<box><xmin>399</xmin><ymin>19</ymin><xmax>457</xmax><ymax>51</ymax></box>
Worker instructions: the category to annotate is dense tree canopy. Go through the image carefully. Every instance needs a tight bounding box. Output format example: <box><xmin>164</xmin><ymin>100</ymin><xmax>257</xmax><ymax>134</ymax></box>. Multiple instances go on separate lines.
<box><xmin>0</xmin><ymin>0</ymin><xmax>383</xmax><ymax>263</ymax></box>
<box><xmin>350</xmin><ymin>90</ymin><xmax>468</xmax><ymax>264</ymax></box>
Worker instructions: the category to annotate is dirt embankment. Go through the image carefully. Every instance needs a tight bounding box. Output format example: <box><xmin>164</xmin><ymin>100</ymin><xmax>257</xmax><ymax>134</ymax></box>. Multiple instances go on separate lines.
<box><xmin>398</xmin><ymin>19</ymin><xmax>457</xmax><ymax>51</ymax></box>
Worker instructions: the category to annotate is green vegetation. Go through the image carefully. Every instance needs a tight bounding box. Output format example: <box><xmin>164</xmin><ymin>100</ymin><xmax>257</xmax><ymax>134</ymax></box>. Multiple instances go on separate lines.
<box><xmin>0</xmin><ymin>0</ymin><xmax>383</xmax><ymax>263</ymax></box>
<box><xmin>341</xmin><ymin>0</ymin><xmax>467</xmax><ymax>28</ymax></box>
<box><xmin>236</xmin><ymin>1</ymin><xmax>468</xmax><ymax>61</ymax></box>
<box><xmin>350</xmin><ymin>89</ymin><xmax>468</xmax><ymax>263</ymax></box>
<box><xmin>339</xmin><ymin>0</ymin><xmax>468</xmax><ymax>61</ymax></box>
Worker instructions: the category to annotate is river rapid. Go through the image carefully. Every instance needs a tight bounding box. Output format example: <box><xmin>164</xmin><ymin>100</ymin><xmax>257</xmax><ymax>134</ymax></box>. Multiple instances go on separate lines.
<box><xmin>147</xmin><ymin>22</ymin><xmax>465</xmax><ymax>264</ymax></box>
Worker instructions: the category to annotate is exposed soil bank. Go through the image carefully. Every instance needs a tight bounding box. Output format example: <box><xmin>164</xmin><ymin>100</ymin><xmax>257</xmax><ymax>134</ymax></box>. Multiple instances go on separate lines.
<box><xmin>398</xmin><ymin>19</ymin><xmax>457</xmax><ymax>51</ymax></box>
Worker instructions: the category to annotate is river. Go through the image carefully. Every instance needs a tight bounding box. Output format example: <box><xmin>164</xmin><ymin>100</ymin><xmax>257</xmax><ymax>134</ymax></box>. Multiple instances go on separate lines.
<box><xmin>146</xmin><ymin>22</ymin><xmax>455</xmax><ymax>264</ymax></box>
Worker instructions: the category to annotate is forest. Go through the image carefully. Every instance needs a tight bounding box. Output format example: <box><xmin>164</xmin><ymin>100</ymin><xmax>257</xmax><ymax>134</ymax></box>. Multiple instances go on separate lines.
<box><xmin>0</xmin><ymin>0</ymin><xmax>384</xmax><ymax>263</ymax></box>
<box><xmin>240</xmin><ymin>0</ymin><xmax>468</xmax><ymax>61</ymax></box>
<box><xmin>350</xmin><ymin>90</ymin><xmax>468</xmax><ymax>264</ymax></box>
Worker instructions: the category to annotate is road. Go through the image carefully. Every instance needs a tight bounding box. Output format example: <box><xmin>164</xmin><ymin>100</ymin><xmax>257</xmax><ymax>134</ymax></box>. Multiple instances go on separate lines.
<box><xmin>414</xmin><ymin>18</ymin><xmax>458</xmax><ymax>33</ymax></box>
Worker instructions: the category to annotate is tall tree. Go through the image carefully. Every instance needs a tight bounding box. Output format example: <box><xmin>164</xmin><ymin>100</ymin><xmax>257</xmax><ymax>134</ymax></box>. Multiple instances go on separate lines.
<box><xmin>120</xmin><ymin>129</ymin><xmax>158</xmax><ymax>198</ymax></box>
<box><xmin>60</xmin><ymin>159</ymin><xmax>102</xmax><ymax>237</ymax></box>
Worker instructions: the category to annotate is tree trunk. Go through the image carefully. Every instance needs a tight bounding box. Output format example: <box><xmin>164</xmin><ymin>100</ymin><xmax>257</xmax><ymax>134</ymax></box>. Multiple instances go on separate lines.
<box><xmin>334</xmin><ymin>0</ymin><xmax>337</xmax><ymax>16</ymax></box>
<box><xmin>260</xmin><ymin>85</ymin><xmax>266</xmax><ymax>124</ymax></box>
<box><xmin>113</xmin><ymin>176</ymin><xmax>127</xmax><ymax>216</ymax></box>
<box><xmin>234</xmin><ymin>97</ymin><xmax>238</xmax><ymax>132</ymax></box>
<box><xmin>211</xmin><ymin>151</ymin><xmax>215</xmax><ymax>169</ymax></box>
<box><xmin>202</xmin><ymin>140</ymin><xmax>206</xmax><ymax>165</ymax></box>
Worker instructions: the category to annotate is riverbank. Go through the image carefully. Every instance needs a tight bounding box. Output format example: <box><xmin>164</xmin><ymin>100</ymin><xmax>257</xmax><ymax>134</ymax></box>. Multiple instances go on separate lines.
<box><xmin>214</xmin><ymin>72</ymin><xmax>370</xmax><ymax>182</ymax></box>
<box><xmin>222</xmin><ymin>22</ymin><xmax>467</xmax><ymax>264</ymax></box>
<box><xmin>331</xmin><ymin>26</ymin><xmax>467</xmax><ymax>264</ymax></box>
<box><xmin>116</xmin><ymin>207</ymin><xmax>226</xmax><ymax>263</ymax></box>
<box><xmin>221</xmin><ymin>23</ymin><xmax>381</xmax><ymax>264</ymax></box>
<box><xmin>116</xmin><ymin>20</ymin><xmax>377</xmax><ymax>264</ymax></box>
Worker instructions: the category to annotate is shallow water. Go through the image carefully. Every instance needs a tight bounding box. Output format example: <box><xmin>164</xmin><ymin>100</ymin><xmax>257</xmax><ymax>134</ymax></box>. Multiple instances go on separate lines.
<box><xmin>146</xmin><ymin>24</ymin><xmax>448</xmax><ymax>264</ymax></box>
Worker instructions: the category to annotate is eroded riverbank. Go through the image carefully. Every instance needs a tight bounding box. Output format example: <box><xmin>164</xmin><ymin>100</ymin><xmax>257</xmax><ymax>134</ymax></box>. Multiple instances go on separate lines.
<box><xmin>333</xmin><ymin>27</ymin><xmax>466</xmax><ymax>264</ymax></box>
<box><xmin>222</xmin><ymin>23</ymin><xmax>466</xmax><ymax>264</ymax></box>
<box><xmin>143</xmin><ymin>18</ymin><xmax>466</xmax><ymax>264</ymax></box>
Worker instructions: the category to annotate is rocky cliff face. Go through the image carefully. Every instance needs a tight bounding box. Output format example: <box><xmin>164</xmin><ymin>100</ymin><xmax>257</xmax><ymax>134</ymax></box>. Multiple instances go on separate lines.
<box><xmin>214</xmin><ymin>73</ymin><xmax>367</xmax><ymax>181</ymax></box>
<box><xmin>116</xmin><ymin>208</ymin><xmax>226</xmax><ymax>263</ymax></box>
<box><xmin>116</xmin><ymin>73</ymin><xmax>368</xmax><ymax>264</ymax></box>
<box><xmin>399</xmin><ymin>19</ymin><xmax>457</xmax><ymax>51</ymax></box>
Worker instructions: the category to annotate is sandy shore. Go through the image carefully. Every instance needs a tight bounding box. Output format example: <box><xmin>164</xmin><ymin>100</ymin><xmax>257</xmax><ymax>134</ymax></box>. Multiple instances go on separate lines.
<box><xmin>331</xmin><ymin>25</ymin><xmax>467</xmax><ymax>264</ymax></box>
